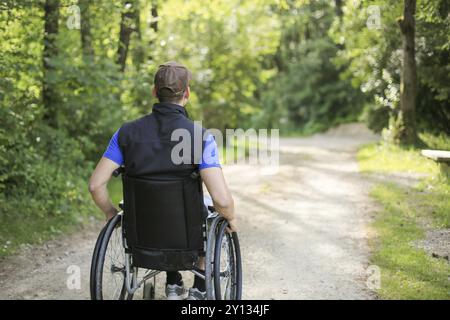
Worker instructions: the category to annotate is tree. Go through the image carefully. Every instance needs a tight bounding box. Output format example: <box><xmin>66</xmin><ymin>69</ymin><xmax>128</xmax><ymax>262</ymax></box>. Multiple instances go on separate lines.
<box><xmin>148</xmin><ymin>0</ymin><xmax>158</xmax><ymax>61</ymax></box>
<box><xmin>80</xmin><ymin>0</ymin><xmax>94</xmax><ymax>59</ymax></box>
<box><xmin>156</xmin><ymin>0</ymin><xmax>279</xmax><ymax>129</ymax></box>
<box><xmin>132</xmin><ymin>1</ymin><xmax>144</xmax><ymax>68</ymax></box>
<box><xmin>117</xmin><ymin>1</ymin><xmax>138</xmax><ymax>72</ymax></box>
<box><xmin>334</xmin><ymin>0</ymin><xmax>344</xmax><ymax>18</ymax></box>
<box><xmin>397</xmin><ymin>0</ymin><xmax>418</xmax><ymax>144</ymax></box>
<box><xmin>42</xmin><ymin>0</ymin><xmax>59</xmax><ymax>127</ymax></box>
<box><xmin>150</xmin><ymin>0</ymin><xmax>158</xmax><ymax>33</ymax></box>
<box><xmin>415</xmin><ymin>0</ymin><xmax>450</xmax><ymax>134</ymax></box>
<box><xmin>256</xmin><ymin>0</ymin><xmax>365</xmax><ymax>132</ymax></box>
<box><xmin>330</xmin><ymin>0</ymin><xmax>448</xmax><ymax>138</ymax></box>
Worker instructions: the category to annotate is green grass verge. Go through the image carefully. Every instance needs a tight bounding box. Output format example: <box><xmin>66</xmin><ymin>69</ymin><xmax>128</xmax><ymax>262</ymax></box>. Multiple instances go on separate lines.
<box><xmin>0</xmin><ymin>208</ymin><xmax>88</xmax><ymax>258</ymax></box>
<box><xmin>358</xmin><ymin>142</ymin><xmax>450</xmax><ymax>299</ymax></box>
<box><xmin>0</xmin><ymin>176</ymin><xmax>124</xmax><ymax>258</ymax></box>
<box><xmin>0</xmin><ymin>186</ymin><xmax>98</xmax><ymax>257</ymax></box>
<box><xmin>358</xmin><ymin>143</ymin><xmax>440</xmax><ymax>175</ymax></box>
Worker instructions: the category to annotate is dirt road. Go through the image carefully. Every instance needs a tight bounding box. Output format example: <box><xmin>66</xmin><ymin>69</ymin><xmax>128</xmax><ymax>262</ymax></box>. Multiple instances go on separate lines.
<box><xmin>0</xmin><ymin>123</ymin><xmax>379</xmax><ymax>299</ymax></box>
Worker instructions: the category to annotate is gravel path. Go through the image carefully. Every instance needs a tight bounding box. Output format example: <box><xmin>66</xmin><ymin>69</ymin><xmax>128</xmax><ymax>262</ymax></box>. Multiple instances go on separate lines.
<box><xmin>0</xmin><ymin>123</ymin><xmax>379</xmax><ymax>299</ymax></box>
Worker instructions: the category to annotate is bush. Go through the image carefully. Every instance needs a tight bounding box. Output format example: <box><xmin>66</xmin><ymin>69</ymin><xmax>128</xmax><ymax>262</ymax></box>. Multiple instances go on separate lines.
<box><xmin>0</xmin><ymin>109</ymin><xmax>96</xmax><ymax>256</ymax></box>
<box><xmin>362</xmin><ymin>104</ymin><xmax>391</xmax><ymax>134</ymax></box>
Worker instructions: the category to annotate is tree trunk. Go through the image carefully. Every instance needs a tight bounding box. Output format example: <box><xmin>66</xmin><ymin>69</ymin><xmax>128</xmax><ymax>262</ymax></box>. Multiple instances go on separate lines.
<box><xmin>79</xmin><ymin>0</ymin><xmax>94</xmax><ymax>59</ymax></box>
<box><xmin>117</xmin><ymin>1</ymin><xmax>137</xmax><ymax>72</ymax></box>
<box><xmin>397</xmin><ymin>0</ymin><xmax>417</xmax><ymax>145</ymax></box>
<box><xmin>334</xmin><ymin>0</ymin><xmax>343</xmax><ymax>18</ymax></box>
<box><xmin>42</xmin><ymin>0</ymin><xmax>59</xmax><ymax>127</ymax></box>
<box><xmin>132</xmin><ymin>2</ymin><xmax>144</xmax><ymax>68</ymax></box>
<box><xmin>147</xmin><ymin>1</ymin><xmax>158</xmax><ymax>62</ymax></box>
<box><xmin>150</xmin><ymin>1</ymin><xmax>158</xmax><ymax>33</ymax></box>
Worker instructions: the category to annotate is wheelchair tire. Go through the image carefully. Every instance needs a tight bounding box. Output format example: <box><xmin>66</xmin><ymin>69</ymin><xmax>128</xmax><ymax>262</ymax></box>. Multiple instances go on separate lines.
<box><xmin>205</xmin><ymin>216</ymin><xmax>221</xmax><ymax>300</ymax></box>
<box><xmin>206</xmin><ymin>216</ymin><xmax>242</xmax><ymax>300</ymax></box>
<box><xmin>231</xmin><ymin>232</ymin><xmax>243</xmax><ymax>299</ymax></box>
<box><xmin>90</xmin><ymin>223</ymin><xmax>107</xmax><ymax>299</ymax></box>
<box><xmin>213</xmin><ymin>220</ymin><xmax>242</xmax><ymax>300</ymax></box>
<box><xmin>90</xmin><ymin>214</ymin><xmax>133</xmax><ymax>300</ymax></box>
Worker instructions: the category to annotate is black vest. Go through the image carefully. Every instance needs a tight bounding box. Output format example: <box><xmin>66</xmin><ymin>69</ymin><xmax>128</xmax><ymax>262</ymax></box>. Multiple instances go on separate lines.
<box><xmin>118</xmin><ymin>102</ymin><xmax>204</xmax><ymax>179</ymax></box>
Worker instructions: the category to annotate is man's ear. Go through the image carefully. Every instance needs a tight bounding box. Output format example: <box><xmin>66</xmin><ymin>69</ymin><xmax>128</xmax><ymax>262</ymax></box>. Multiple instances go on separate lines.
<box><xmin>185</xmin><ymin>86</ymin><xmax>190</xmax><ymax>99</ymax></box>
<box><xmin>152</xmin><ymin>86</ymin><xmax>157</xmax><ymax>98</ymax></box>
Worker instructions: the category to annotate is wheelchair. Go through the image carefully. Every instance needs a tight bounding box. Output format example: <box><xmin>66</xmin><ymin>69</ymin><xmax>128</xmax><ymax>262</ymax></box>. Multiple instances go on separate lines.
<box><xmin>90</xmin><ymin>169</ymin><xmax>242</xmax><ymax>300</ymax></box>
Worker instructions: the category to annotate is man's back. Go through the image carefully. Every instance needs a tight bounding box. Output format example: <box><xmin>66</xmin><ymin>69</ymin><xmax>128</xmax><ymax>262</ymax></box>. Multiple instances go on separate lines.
<box><xmin>118</xmin><ymin>102</ymin><xmax>204</xmax><ymax>179</ymax></box>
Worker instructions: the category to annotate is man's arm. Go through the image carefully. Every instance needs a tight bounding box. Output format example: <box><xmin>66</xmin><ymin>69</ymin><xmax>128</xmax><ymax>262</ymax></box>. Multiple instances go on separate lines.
<box><xmin>89</xmin><ymin>157</ymin><xmax>120</xmax><ymax>221</ymax></box>
<box><xmin>200</xmin><ymin>167</ymin><xmax>237</xmax><ymax>232</ymax></box>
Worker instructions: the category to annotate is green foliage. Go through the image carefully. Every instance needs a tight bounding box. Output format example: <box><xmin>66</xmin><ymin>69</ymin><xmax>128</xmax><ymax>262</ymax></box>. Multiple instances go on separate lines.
<box><xmin>361</xmin><ymin>103</ymin><xmax>391</xmax><ymax>133</ymax></box>
<box><xmin>0</xmin><ymin>1</ymin><xmax>122</xmax><ymax>254</ymax></box>
<box><xmin>256</xmin><ymin>0</ymin><xmax>365</xmax><ymax>134</ymax></box>
<box><xmin>156</xmin><ymin>0</ymin><xmax>280</xmax><ymax>129</ymax></box>
<box><xmin>0</xmin><ymin>124</ymin><xmax>96</xmax><ymax>256</ymax></box>
<box><xmin>0</xmin><ymin>0</ymin><xmax>448</xmax><ymax>255</ymax></box>
<box><xmin>419</xmin><ymin>131</ymin><xmax>450</xmax><ymax>150</ymax></box>
<box><xmin>331</xmin><ymin>0</ymin><xmax>450</xmax><ymax>135</ymax></box>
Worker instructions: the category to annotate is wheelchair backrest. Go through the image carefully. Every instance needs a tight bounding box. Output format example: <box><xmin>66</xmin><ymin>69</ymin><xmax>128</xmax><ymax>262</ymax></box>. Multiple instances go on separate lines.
<box><xmin>121</xmin><ymin>174</ymin><xmax>205</xmax><ymax>270</ymax></box>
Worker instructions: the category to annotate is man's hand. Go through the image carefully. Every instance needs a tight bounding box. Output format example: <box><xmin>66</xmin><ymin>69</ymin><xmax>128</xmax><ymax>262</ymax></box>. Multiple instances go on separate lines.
<box><xmin>226</xmin><ymin>217</ymin><xmax>238</xmax><ymax>233</ymax></box>
<box><xmin>105</xmin><ymin>208</ymin><xmax>119</xmax><ymax>223</ymax></box>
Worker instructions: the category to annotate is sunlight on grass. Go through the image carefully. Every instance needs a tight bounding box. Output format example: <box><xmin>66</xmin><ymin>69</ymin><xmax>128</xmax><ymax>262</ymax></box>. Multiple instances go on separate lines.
<box><xmin>369</xmin><ymin>183</ymin><xmax>450</xmax><ymax>299</ymax></box>
<box><xmin>359</xmin><ymin>141</ymin><xmax>450</xmax><ymax>299</ymax></box>
<box><xmin>358</xmin><ymin>143</ymin><xmax>439</xmax><ymax>175</ymax></box>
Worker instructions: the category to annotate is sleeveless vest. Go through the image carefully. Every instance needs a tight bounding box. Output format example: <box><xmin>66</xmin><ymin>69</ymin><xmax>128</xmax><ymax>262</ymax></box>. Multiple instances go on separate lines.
<box><xmin>118</xmin><ymin>102</ymin><xmax>204</xmax><ymax>179</ymax></box>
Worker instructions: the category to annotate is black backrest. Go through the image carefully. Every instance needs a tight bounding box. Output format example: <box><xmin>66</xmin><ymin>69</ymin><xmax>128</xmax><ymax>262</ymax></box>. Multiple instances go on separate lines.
<box><xmin>121</xmin><ymin>174</ymin><xmax>205</xmax><ymax>270</ymax></box>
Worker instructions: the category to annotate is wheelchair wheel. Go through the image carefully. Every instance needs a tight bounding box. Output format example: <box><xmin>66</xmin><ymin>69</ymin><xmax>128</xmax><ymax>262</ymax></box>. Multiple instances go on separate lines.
<box><xmin>205</xmin><ymin>217</ymin><xmax>242</xmax><ymax>300</ymax></box>
<box><xmin>90</xmin><ymin>214</ymin><xmax>133</xmax><ymax>300</ymax></box>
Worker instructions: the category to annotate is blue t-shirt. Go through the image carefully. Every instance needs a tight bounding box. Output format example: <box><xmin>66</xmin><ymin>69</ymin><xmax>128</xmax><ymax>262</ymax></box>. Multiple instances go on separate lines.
<box><xmin>103</xmin><ymin>129</ymin><xmax>221</xmax><ymax>170</ymax></box>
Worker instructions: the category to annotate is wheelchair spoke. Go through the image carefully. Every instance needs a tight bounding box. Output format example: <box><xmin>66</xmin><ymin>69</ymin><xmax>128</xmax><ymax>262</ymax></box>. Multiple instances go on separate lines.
<box><xmin>217</xmin><ymin>233</ymin><xmax>233</xmax><ymax>300</ymax></box>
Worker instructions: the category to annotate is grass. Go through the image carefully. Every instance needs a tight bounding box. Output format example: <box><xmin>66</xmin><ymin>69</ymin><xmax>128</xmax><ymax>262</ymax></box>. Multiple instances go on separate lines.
<box><xmin>0</xmin><ymin>176</ymin><xmax>124</xmax><ymax>258</ymax></box>
<box><xmin>358</xmin><ymin>141</ymin><xmax>450</xmax><ymax>299</ymax></box>
<box><xmin>369</xmin><ymin>183</ymin><xmax>450</xmax><ymax>299</ymax></box>
<box><xmin>0</xmin><ymin>208</ymin><xmax>87</xmax><ymax>257</ymax></box>
<box><xmin>0</xmin><ymin>188</ymin><xmax>98</xmax><ymax>257</ymax></box>
<box><xmin>358</xmin><ymin>143</ymin><xmax>440</xmax><ymax>175</ymax></box>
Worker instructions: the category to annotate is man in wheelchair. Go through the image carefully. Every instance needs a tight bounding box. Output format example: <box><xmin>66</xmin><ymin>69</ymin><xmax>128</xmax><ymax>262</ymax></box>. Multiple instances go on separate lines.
<box><xmin>88</xmin><ymin>61</ymin><xmax>237</xmax><ymax>300</ymax></box>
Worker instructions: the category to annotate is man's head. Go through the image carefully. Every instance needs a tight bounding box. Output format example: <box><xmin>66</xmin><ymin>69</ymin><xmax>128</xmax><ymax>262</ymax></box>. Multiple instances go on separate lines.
<box><xmin>153</xmin><ymin>61</ymin><xmax>192</xmax><ymax>105</ymax></box>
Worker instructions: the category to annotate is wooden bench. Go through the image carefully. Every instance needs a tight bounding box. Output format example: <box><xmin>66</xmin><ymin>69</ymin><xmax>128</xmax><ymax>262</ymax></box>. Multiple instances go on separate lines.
<box><xmin>421</xmin><ymin>149</ymin><xmax>450</xmax><ymax>177</ymax></box>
